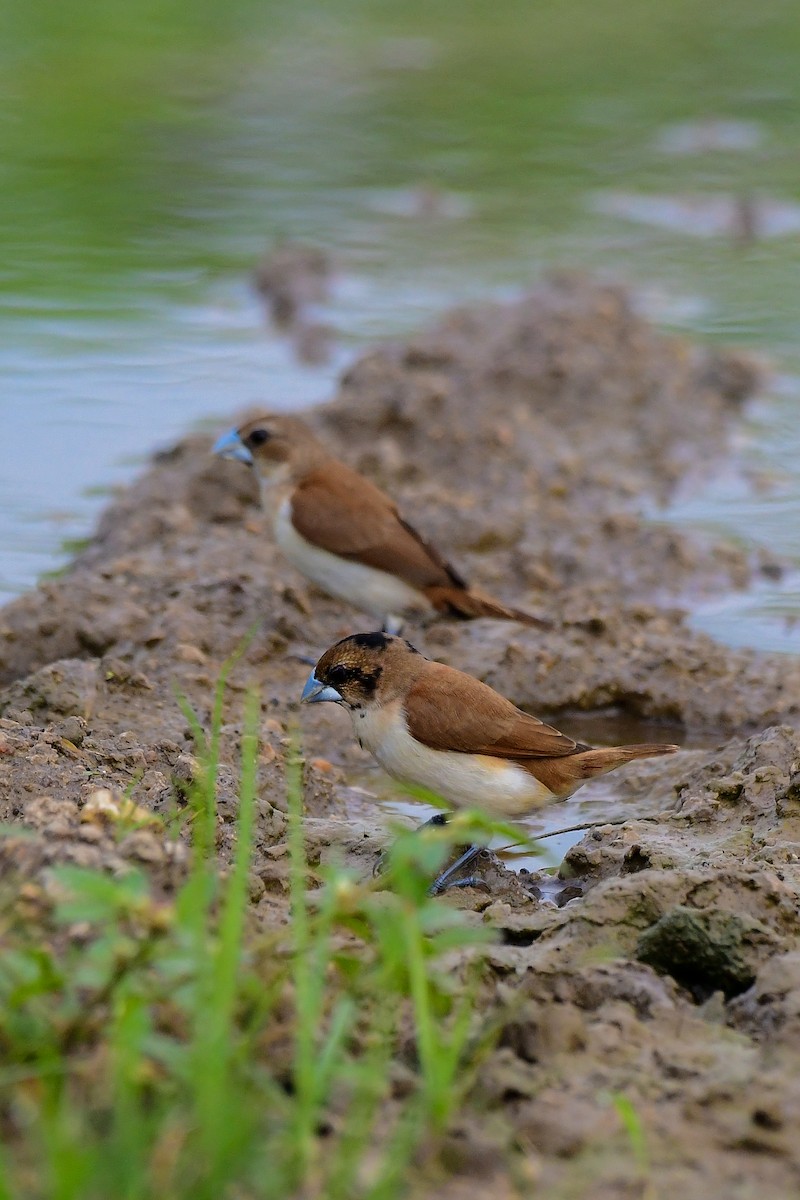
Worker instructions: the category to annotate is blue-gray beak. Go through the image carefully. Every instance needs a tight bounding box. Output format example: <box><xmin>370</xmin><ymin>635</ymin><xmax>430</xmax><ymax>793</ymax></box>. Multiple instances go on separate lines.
<box><xmin>212</xmin><ymin>428</ymin><xmax>254</xmax><ymax>465</ymax></box>
<box><xmin>301</xmin><ymin>672</ymin><xmax>343</xmax><ymax>705</ymax></box>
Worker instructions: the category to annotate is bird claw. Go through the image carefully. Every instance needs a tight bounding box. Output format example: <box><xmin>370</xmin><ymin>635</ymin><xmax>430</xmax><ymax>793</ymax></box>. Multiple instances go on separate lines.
<box><xmin>435</xmin><ymin>875</ymin><xmax>491</xmax><ymax>894</ymax></box>
<box><xmin>375</xmin><ymin>812</ymin><xmax>488</xmax><ymax>895</ymax></box>
<box><xmin>428</xmin><ymin>843</ymin><xmax>486</xmax><ymax>895</ymax></box>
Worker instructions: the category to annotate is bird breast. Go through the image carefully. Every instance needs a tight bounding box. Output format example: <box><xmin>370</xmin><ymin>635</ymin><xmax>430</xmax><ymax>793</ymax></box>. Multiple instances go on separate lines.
<box><xmin>354</xmin><ymin>700</ymin><xmax>555</xmax><ymax>818</ymax></box>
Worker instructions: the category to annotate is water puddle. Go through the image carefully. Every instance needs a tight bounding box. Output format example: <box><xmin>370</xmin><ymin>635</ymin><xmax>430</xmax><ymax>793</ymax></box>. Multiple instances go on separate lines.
<box><xmin>346</xmin><ymin>782</ymin><xmax>598</xmax><ymax>879</ymax></box>
<box><xmin>688</xmin><ymin>572</ymin><xmax>800</xmax><ymax>655</ymax></box>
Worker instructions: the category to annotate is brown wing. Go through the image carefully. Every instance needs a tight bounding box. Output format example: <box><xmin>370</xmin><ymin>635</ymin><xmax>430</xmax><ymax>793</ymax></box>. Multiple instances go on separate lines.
<box><xmin>404</xmin><ymin>661</ymin><xmax>579</xmax><ymax>759</ymax></box>
<box><xmin>291</xmin><ymin>464</ymin><xmax>465</xmax><ymax>590</ymax></box>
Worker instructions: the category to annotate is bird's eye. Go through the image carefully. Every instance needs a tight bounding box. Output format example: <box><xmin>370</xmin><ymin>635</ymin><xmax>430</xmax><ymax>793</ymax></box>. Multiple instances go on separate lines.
<box><xmin>248</xmin><ymin>428</ymin><xmax>270</xmax><ymax>447</ymax></box>
<box><xmin>327</xmin><ymin>664</ymin><xmax>350</xmax><ymax>686</ymax></box>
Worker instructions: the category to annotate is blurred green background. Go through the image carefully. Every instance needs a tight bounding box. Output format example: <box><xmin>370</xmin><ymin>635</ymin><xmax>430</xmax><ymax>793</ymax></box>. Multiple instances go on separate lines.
<box><xmin>2</xmin><ymin>0</ymin><xmax>800</xmax><ymax>647</ymax></box>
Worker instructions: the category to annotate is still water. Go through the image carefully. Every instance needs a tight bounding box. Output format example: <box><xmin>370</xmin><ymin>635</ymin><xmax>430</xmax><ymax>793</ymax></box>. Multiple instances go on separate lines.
<box><xmin>3</xmin><ymin>0</ymin><xmax>800</xmax><ymax>655</ymax></box>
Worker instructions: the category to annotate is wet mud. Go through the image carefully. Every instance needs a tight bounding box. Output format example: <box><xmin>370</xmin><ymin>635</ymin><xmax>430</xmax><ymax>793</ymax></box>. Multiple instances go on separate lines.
<box><xmin>2</xmin><ymin>275</ymin><xmax>800</xmax><ymax>1196</ymax></box>
<box><xmin>253</xmin><ymin>241</ymin><xmax>335</xmax><ymax>364</ymax></box>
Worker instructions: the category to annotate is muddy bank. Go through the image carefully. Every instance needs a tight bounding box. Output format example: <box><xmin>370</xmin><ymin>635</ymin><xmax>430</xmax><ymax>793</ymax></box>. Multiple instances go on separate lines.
<box><xmin>3</xmin><ymin>275</ymin><xmax>800</xmax><ymax>1196</ymax></box>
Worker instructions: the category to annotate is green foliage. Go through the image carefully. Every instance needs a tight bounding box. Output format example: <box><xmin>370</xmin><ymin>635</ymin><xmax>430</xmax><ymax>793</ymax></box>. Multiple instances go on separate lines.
<box><xmin>608</xmin><ymin>1092</ymin><xmax>655</xmax><ymax>1198</ymax></box>
<box><xmin>0</xmin><ymin>655</ymin><xmax>506</xmax><ymax>1200</ymax></box>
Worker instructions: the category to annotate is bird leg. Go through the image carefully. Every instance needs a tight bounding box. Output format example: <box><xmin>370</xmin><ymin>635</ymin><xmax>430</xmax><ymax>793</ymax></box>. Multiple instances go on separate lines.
<box><xmin>428</xmin><ymin>844</ymin><xmax>486</xmax><ymax>895</ymax></box>
<box><xmin>418</xmin><ymin>812</ymin><xmax>448</xmax><ymax>830</ymax></box>
<box><xmin>372</xmin><ymin>812</ymin><xmax>445</xmax><ymax>878</ymax></box>
<box><xmin>415</xmin><ymin>815</ymin><xmax>487</xmax><ymax>894</ymax></box>
<box><xmin>374</xmin><ymin>812</ymin><xmax>487</xmax><ymax>895</ymax></box>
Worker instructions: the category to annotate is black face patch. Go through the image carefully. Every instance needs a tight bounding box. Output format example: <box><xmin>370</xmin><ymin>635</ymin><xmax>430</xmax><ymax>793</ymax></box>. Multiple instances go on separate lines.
<box><xmin>326</xmin><ymin>663</ymin><xmax>353</xmax><ymax>687</ymax></box>
<box><xmin>317</xmin><ymin>631</ymin><xmax>415</xmax><ymax>708</ymax></box>
<box><xmin>359</xmin><ymin>666</ymin><xmax>382</xmax><ymax>696</ymax></box>
<box><xmin>325</xmin><ymin>661</ymin><xmax>382</xmax><ymax>697</ymax></box>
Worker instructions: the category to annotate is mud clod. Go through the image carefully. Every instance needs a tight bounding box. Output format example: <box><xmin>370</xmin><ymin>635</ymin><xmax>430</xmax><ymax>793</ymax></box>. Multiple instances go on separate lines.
<box><xmin>253</xmin><ymin>241</ymin><xmax>335</xmax><ymax>363</ymax></box>
<box><xmin>636</xmin><ymin>905</ymin><xmax>777</xmax><ymax>999</ymax></box>
<box><xmin>0</xmin><ymin>658</ymin><xmax>99</xmax><ymax>720</ymax></box>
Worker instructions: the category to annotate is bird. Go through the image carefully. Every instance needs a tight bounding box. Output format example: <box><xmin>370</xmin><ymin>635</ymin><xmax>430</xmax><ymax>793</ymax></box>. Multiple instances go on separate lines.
<box><xmin>301</xmin><ymin>632</ymin><xmax>679</xmax><ymax>891</ymax></box>
<box><xmin>213</xmin><ymin>414</ymin><xmax>548</xmax><ymax>634</ymax></box>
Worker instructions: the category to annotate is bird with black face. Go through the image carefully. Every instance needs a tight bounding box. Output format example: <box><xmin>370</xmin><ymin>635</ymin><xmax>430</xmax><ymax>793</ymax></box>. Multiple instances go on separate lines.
<box><xmin>301</xmin><ymin>633</ymin><xmax>679</xmax><ymax>890</ymax></box>
<box><xmin>213</xmin><ymin>413</ymin><xmax>549</xmax><ymax>634</ymax></box>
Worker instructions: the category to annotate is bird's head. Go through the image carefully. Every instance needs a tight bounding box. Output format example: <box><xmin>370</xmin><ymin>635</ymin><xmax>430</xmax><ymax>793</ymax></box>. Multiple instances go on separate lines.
<box><xmin>213</xmin><ymin>413</ymin><xmax>325</xmax><ymax>479</ymax></box>
<box><xmin>301</xmin><ymin>632</ymin><xmax>421</xmax><ymax>709</ymax></box>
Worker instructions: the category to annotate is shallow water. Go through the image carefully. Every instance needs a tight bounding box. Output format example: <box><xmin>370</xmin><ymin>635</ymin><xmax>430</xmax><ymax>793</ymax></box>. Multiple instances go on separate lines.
<box><xmin>347</xmin><ymin>772</ymin><xmax>655</xmax><ymax>880</ymax></box>
<box><xmin>3</xmin><ymin>0</ymin><xmax>800</xmax><ymax>653</ymax></box>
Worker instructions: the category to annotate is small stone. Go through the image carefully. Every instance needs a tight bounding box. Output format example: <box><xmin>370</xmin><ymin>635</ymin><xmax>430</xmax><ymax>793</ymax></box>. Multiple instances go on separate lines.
<box><xmin>82</xmin><ymin>789</ymin><xmax>160</xmax><ymax>829</ymax></box>
<box><xmin>77</xmin><ymin>824</ymin><xmax>105</xmax><ymax>843</ymax></box>
<box><xmin>248</xmin><ymin>872</ymin><xmax>266</xmax><ymax>903</ymax></box>
<box><xmin>52</xmin><ymin>716</ymin><xmax>87</xmax><ymax>746</ymax></box>
<box><xmin>172</xmin><ymin>753</ymin><xmax>201</xmax><ymax>787</ymax></box>
<box><xmin>82</xmin><ymin>789</ymin><xmax>121</xmax><ymax>820</ymax></box>
<box><xmin>121</xmin><ymin>832</ymin><xmax>166</xmax><ymax>864</ymax></box>
<box><xmin>175</xmin><ymin>643</ymin><xmax>208</xmax><ymax>665</ymax></box>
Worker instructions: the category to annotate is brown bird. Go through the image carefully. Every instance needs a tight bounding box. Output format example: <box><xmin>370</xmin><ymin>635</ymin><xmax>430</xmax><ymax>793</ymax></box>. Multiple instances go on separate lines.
<box><xmin>301</xmin><ymin>632</ymin><xmax>679</xmax><ymax>821</ymax></box>
<box><xmin>213</xmin><ymin>414</ymin><xmax>547</xmax><ymax>633</ymax></box>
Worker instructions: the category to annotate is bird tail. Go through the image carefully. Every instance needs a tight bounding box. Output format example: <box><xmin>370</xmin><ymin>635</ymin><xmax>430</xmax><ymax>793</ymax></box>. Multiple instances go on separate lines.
<box><xmin>424</xmin><ymin>585</ymin><xmax>551</xmax><ymax>629</ymax></box>
<box><xmin>529</xmin><ymin>742</ymin><xmax>679</xmax><ymax>798</ymax></box>
<box><xmin>571</xmin><ymin>743</ymin><xmax>679</xmax><ymax>782</ymax></box>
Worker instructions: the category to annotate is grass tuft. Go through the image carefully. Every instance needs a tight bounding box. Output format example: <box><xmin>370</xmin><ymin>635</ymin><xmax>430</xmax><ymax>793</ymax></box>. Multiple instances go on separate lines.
<box><xmin>0</xmin><ymin>653</ymin><xmax>511</xmax><ymax>1199</ymax></box>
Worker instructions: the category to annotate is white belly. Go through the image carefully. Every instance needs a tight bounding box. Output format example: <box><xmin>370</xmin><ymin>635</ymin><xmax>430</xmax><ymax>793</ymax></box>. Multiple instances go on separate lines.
<box><xmin>355</xmin><ymin>702</ymin><xmax>555</xmax><ymax>818</ymax></box>
<box><xmin>274</xmin><ymin>497</ymin><xmax>432</xmax><ymax>623</ymax></box>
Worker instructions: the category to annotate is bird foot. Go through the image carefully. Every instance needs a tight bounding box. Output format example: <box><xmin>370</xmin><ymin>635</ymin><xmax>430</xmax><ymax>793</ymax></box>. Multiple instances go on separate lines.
<box><xmin>372</xmin><ymin>812</ymin><xmax>450</xmax><ymax>878</ymax></box>
<box><xmin>428</xmin><ymin>844</ymin><xmax>485</xmax><ymax>895</ymax></box>
<box><xmin>374</xmin><ymin>813</ymin><xmax>489</xmax><ymax>895</ymax></box>
<box><xmin>434</xmin><ymin>875</ymin><xmax>491</xmax><ymax>894</ymax></box>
